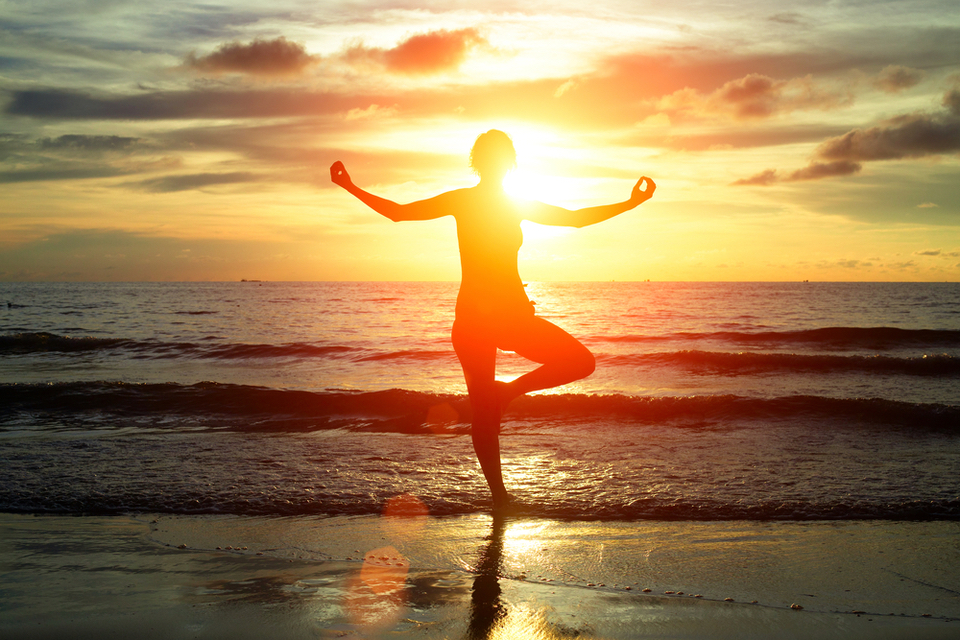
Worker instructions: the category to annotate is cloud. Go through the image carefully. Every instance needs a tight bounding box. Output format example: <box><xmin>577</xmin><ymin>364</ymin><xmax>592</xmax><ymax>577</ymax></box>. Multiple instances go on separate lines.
<box><xmin>944</xmin><ymin>88</ymin><xmax>960</xmax><ymax>116</ymax></box>
<box><xmin>887</xmin><ymin>260</ymin><xmax>918</xmax><ymax>270</ymax></box>
<box><xmin>768</xmin><ymin>13</ymin><xmax>805</xmax><ymax>25</ymax></box>
<box><xmin>730</xmin><ymin>169</ymin><xmax>779</xmax><ymax>186</ymax></box>
<box><xmin>128</xmin><ymin>172</ymin><xmax>259</xmax><ymax>193</ymax></box>
<box><xmin>917</xmin><ymin>202</ymin><xmax>939</xmax><ymax>208</ymax></box>
<box><xmin>554</xmin><ymin>80</ymin><xmax>577</xmax><ymax>98</ymax></box>
<box><xmin>4</xmin><ymin>88</ymin><xmax>360</xmax><ymax>120</ymax></box>
<box><xmin>0</xmin><ymin>166</ymin><xmax>134</xmax><ymax>183</ymax></box>
<box><xmin>816</xmin><ymin>112</ymin><xmax>960</xmax><ymax>162</ymax></box>
<box><xmin>38</xmin><ymin>134</ymin><xmax>140</xmax><ymax>151</ymax></box>
<box><xmin>658</xmin><ymin>73</ymin><xmax>853</xmax><ymax>120</ymax></box>
<box><xmin>734</xmin><ymin>85</ymin><xmax>960</xmax><ymax>185</ymax></box>
<box><xmin>785</xmin><ymin>160</ymin><xmax>862</xmax><ymax>181</ymax></box>
<box><xmin>873</xmin><ymin>65</ymin><xmax>924</xmax><ymax>93</ymax></box>
<box><xmin>1</xmin><ymin>134</ymin><xmax>142</xmax><ymax>164</ymax></box>
<box><xmin>823</xmin><ymin>259</ymin><xmax>868</xmax><ymax>270</ymax></box>
<box><xmin>342</xmin><ymin>28</ymin><xmax>486</xmax><ymax>75</ymax></box>
<box><xmin>184</xmin><ymin>37</ymin><xmax>320</xmax><ymax>77</ymax></box>
<box><xmin>731</xmin><ymin>160</ymin><xmax>861</xmax><ymax>186</ymax></box>
<box><xmin>915</xmin><ymin>249</ymin><xmax>941</xmax><ymax>256</ymax></box>
<box><xmin>344</xmin><ymin>104</ymin><xmax>397</xmax><ymax>121</ymax></box>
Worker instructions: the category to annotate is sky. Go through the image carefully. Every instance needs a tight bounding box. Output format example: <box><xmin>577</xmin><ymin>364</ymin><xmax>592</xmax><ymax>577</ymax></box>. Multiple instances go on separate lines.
<box><xmin>1</xmin><ymin>0</ymin><xmax>959</xmax><ymax>282</ymax></box>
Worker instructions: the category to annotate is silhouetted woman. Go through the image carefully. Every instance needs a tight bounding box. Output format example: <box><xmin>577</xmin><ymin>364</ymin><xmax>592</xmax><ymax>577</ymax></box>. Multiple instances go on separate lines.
<box><xmin>330</xmin><ymin>130</ymin><xmax>655</xmax><ymax>510</ymax></box>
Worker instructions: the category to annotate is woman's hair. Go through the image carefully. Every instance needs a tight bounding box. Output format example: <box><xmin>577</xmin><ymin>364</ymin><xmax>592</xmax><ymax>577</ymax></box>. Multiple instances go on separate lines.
<box><xmin>469</xmin><ymin>129</ymin><xmax>516</xmax><ymax>178</ymax></box>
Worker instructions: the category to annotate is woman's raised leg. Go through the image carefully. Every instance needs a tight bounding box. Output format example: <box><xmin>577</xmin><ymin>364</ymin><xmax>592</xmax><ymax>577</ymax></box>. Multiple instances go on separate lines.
<box><xmin>501</xmin><ymin>316</ymin><xmax>595</xmax><ymax>405</ymax></box>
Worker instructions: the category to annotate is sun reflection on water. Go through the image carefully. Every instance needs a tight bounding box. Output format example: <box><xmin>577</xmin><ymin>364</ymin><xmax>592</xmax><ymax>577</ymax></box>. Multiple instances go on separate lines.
<box><xmin>502</xmin><ymin>520</ymin><xmax>550</xmax><ymax>560</ymax></box>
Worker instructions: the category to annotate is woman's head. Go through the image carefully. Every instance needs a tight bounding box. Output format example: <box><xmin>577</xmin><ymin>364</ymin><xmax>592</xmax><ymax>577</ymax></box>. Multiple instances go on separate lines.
<box><xmin>469</xmin><ymin>130</ymin><xmax>516</xmax><ymax>180</ymax></box>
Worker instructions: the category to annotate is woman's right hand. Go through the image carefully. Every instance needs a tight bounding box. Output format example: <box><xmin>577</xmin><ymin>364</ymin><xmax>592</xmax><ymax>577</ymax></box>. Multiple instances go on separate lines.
<box><xmin>330</xmin><ymin>161</ymin><xmax>353</xmax><ymax>189</ymax></box>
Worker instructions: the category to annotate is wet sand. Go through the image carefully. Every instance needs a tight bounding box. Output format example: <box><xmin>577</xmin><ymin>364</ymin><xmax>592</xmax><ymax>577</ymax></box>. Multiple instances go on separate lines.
<box><xmin>1</xmin><ymin>513</ymin><xmax>958</xmax><ymax>639</ymax></box>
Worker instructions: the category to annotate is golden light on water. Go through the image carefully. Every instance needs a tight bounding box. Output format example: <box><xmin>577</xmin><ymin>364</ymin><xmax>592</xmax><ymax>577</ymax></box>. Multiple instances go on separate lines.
<box><xmin>502</xmin><ymin>520</ymin><xmax>551</xmax><ymax>559</ymax></box>
<box><xmin>484</xmin><ymin>605</ymin><xmax>591</xmax><ymax>640</ymax></box>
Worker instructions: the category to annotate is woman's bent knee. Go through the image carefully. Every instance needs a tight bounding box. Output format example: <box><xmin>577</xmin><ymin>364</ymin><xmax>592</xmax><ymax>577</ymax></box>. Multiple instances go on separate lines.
<box><xmin>575</xmin><ymin>348</ymin><xmax>596</xmax><ymax>379</ymax></box>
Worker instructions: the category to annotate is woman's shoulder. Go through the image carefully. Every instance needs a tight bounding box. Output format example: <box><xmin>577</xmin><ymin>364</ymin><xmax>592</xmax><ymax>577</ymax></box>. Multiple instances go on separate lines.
<box><xmin>450</xmin><ymin>186</ymin><xmax>522</xmax><ymax>219</ymax></box>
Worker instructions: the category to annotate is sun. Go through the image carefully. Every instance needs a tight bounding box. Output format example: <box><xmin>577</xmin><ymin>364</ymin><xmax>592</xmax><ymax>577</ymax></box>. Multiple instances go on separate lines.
<box><xmin>503</xmin><ymin>167</ymin><xmax>559</xmax><ymax>201</ymax></box>
<box><xmin>504</xmin><ymin>168</ymin><xmax>577</xmax><ymax>242</ymax></box>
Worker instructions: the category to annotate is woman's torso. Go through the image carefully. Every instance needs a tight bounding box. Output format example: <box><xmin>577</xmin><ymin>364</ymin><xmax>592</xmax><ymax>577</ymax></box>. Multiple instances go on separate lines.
<box><xmin>451</xmin><ymin>186</ymin><xmax>533</xmax><ymax>322</ymax></box>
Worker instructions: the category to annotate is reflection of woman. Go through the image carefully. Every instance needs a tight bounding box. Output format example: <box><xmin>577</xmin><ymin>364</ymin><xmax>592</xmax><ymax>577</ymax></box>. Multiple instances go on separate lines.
<box><xmin>468</xmin><ymin>516</ymin><xmax>507</xmax><ymax>639</ymax></box>
<box><xmin>331</xmin><ymin>130</ymin><xmax>655</xmax><ymax>510</ymax></box>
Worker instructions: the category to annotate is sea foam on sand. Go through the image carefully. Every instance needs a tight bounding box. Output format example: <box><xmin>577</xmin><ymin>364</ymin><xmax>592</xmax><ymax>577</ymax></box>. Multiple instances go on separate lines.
<box><xmin>1</xmin><ymin>513</ymin><xmax>958</xmax><ymax>639</ymax></box>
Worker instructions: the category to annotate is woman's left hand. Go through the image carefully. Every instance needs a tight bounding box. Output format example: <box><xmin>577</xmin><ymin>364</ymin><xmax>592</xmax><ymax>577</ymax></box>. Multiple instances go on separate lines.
<box><xmin>630</xmin><ymin>176</ymin><xmax>656</xmax><ymax>205</ymax></box>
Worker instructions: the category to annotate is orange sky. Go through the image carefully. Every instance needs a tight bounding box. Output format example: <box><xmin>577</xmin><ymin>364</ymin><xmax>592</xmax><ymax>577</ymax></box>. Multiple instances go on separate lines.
<box><xmin>1</xmin><ymin>0</ymin><xmax>959</xmax><ymax>281</ymax></box>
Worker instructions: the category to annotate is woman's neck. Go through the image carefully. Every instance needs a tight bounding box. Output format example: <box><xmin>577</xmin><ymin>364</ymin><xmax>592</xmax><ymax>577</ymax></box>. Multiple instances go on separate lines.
<box><xmin>476</xmin><ymin>177</ymin><xmax>505</xmax><ymax>193</ymax></box>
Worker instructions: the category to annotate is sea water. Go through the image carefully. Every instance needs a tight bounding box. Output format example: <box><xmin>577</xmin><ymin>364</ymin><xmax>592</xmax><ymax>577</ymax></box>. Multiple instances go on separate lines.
<box><xmin>1</xmin><ymin>281</ymin><xmax>958</xmax><ymax>519</ymax></box>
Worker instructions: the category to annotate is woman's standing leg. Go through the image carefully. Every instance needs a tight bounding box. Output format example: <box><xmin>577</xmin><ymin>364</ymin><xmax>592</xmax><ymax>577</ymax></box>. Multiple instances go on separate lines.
<box><xmin>452</xmin><ymin>321</ymin><xmax>512</xmax><ymax>508</ymax></box>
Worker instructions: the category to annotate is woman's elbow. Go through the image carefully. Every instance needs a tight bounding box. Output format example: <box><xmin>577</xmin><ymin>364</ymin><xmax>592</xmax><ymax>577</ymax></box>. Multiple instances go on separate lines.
<box><xmin>380</xmin><ymin>206</ymin><xmax>404</xmax><ymax>222</ymax></box>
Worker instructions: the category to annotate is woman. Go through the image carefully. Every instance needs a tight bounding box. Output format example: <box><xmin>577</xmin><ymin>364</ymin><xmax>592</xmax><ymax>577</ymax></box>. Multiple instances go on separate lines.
<box><xmin>330</xmin><ymin>130</ymin><xmax>655</xmax><ymax>510</ymax></box>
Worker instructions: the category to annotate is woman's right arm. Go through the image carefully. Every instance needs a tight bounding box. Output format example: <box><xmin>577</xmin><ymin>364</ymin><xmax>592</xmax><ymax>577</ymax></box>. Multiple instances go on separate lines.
<box><xmin>330</xmin><ymin>161</ymin><xmax>451</xmax><ymax>222</ymax></box>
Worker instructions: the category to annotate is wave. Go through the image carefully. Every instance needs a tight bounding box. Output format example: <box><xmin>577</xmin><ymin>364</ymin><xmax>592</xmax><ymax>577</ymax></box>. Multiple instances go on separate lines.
<box><xmin>354</xmin><ymin>349</ymin><xmax>455</xmax><ymax>362</ymax></box>
<box><xmin>1</xmin><ymin>492</ymin><xmax>955</xmax><ymax>521</ymax></box>
<box><xmin>603</xmin><ymin>327</ymin><xmax>960</xmax><ymax>349</ymax></box>
<box><xmin>6</xmin><ymin>331</ymin><xmax>957</xmax><ymax>378</ymax></box>
<box><xmin>0</xmin><ymin>332</ymin><xmax>357</xmax><ymax>360</ymax></box>
<box><xmin>607</xmin><ymin>350</ymin><xmax>960</xmax><ymax>375</ymax></box>
<box><xmin>3</xmin><ymin>382</ymin><xmax>957</xmax><ymax>434</ymax></box>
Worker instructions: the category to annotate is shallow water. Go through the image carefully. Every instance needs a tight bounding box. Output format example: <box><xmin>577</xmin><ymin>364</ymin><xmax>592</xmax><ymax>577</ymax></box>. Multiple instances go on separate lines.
<box><xmin>1</xmin><ymin>281</ymin><xmax>959</xmax><ymax>519</ymax></box>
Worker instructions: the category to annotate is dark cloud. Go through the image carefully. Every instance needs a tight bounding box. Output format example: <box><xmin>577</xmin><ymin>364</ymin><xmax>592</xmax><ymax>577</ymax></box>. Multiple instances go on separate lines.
<box><xmin>0</xmin><ymin>134</ymin><xmax>141</xmax><ymax>164</ymax></box>
<box><xmin>343</xmin><ymin>28</ymin><xmax>487</xmax><ymax>75</ymax></box>
<box><xmin>184</xmin><ymin>37</ymin><xmax>320</xmax><ymax>77</ymax></box>
<box><xmin>3</xmin><ymin>80</ymin><xmax>587</xmax><ymax>128</ymax></box>
<box><xmin>786</xmin><ymin>160</ymin><xmax>862</xmax><ymax>181</ymax></box>
<box><xmin>129</xmin><ymin>172</ymin><xmax>260</xmax><ymax>193</ymax></box>
<box><xmin>816</xmin><ymin>112</ymin><xmax>960</xmax><ymax>162</ymax></box>
<box><xmin>730</xmin><ymin>160</ymin><xmax>861</xmax><ymax>185</ymax></box>
<box><xmin>4</xmin><ymin>88</ymin><xmax>359</xmax><ymax>120</ymax></box>
<box><xmin>0</xmin><ymin>166</ymin><xmax>133</xmax><ymax>183</ymax></box>
<box><xmin>730</xmin><ymin>169</ymin><xmax>779</xmax><ymax>186</ymax></box>
<box><xmin>768</xmin><ymin>13</ymin><xmax>805</xmax><ymax>25</ymax></box>
<box><xmin>0</xmin><ymin>133</ymin><xmax>171</xmax><ymax>183</ymax></box>
<box><xmin>915</xmin><ymin>249</ymin><xmax>941</xmax><ymax>256</ymax></box>
<box><xmin>873</xmin><ymin>65</ymin><xmax>924</xmax><ymax>93</ymax></box>
<box><xmin>944</xmin><ymin>89</ymin><xmax>960</xmax><ymax>116</ymax></box>
<box><xmin>734</xmin><ymin>85</ymin><xmax>960</xmax><ymax>185</ymax></box>
<box><xmin>38</xmin><ymin>134</ymin><xmax>140</xmax><ymax>151</ymax></box>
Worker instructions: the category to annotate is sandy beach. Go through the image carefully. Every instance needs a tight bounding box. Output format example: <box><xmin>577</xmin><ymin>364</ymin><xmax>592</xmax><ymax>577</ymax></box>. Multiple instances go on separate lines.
<box><xmin>1</xmin><ymin>512</ymin><xmax>957</xmax><ymax>639</ymax></box>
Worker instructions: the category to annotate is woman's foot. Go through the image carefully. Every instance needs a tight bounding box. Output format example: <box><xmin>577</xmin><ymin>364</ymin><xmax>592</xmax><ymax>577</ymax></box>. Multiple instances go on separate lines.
<box><xmin>494</xmin><ymin>380</ymin><xmax>518</xmax><ymax>414</ymax></box>
<box><xmin>491</xmin><ymin>493</ymin><xmax>527</xmax><ymax>516</ymax></box>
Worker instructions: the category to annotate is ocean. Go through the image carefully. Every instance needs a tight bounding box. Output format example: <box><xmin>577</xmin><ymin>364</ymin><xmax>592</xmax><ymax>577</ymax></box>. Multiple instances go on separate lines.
<box><xmin>1</xmin><ymin>281</ymin><xmax>958</xmax><ymax>521</ymax></box>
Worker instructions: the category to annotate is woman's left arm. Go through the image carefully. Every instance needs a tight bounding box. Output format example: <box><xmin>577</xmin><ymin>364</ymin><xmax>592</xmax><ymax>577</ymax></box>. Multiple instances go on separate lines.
<box><xmin>523</xmin><ymin>177</ymin><xmax>656</xmax><ymax>228</ymax></box>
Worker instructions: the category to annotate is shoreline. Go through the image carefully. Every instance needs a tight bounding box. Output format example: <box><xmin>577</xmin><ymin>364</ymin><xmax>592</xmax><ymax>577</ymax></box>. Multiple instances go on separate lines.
<box><xmin>1</xmin><ymin>513</ymin><xmax>958</xmax><ymax>639</ymax></box>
